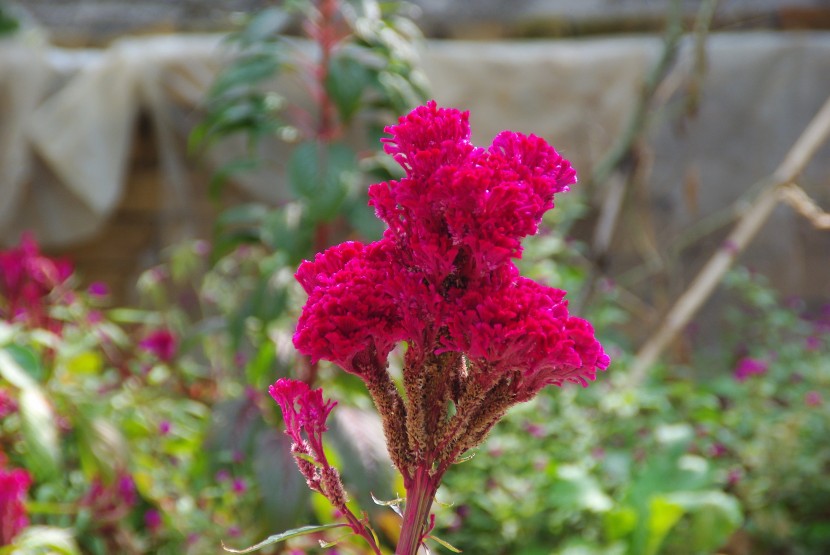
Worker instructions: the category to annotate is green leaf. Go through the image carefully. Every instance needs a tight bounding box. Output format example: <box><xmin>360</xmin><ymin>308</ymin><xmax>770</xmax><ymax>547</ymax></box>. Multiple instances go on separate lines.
<box><xmin>550</xmin><ymin>464</ymin><xmax>613</xmax><ymax>513</ymax></box>
<box><xmin>209</xmin><ymin>159</ymin><xmax>261</xmax><ymax>199</ymax></box>
<box><xmin>644</xmin><ymin>496</ymin><xmax>685</xmax><ymax>555</ymax></box>
<box><xmin>9</xmin><ymin>526</ymin><xmax>80</xmax><ymax>555</ymax></box>
<box><xmin>216</xmin><ymin>203</ymin><xmax>270</xmax><ymax>228</ymax></box>
<box><xmin>664</xmin><ymin>490</ymin><xmax>743</xmax><ymax>552</ymax></box>
<box><xmin>76</xmin><ymin>416</ymin><xmax>128</xmax><ymax>481</ymax></box>
<box><xmin>107</xmin><ymin>308</ymin><xmax>156</xmax><ymax>325</ymax></box>
<box><xmin>222</xmin><ymin>523</ymin><xmax>348</xmax><ymax>553</ymax></box>
<box><xmin>19</xmin><ymin>387</ymin><xmax>62</xmax><ymax>481</ymax></box>
<box><xmin>252</xmin><ymin>428</ymin><xmax>310</xmax><ymax>529</ymax></box>
<box><xmin>604</xmin><ymin>506</ymin><xmax>638</xmax><ymax>540</ymax></box>
<box><xmin>245</xmin><ymin>341</ymin><xmax>277</xmax><ymax>390</ymax></box>
<box><xmin>287</xmin><ymin>141</ymin><xmax>356</xmax><ymax>221</ymax></box>
<box><xmin>326</xmin><ymin>53</ymin><xmax>372</xmax><ymax>124</ymax></box>
<box><xmin>376</xmin><ymin>70</ymin><xmax>423</xmax><ymax>113</ymax></box>
<box><xmin>427</xmin><ymin>534</ymin><xmax>463</xmax><ymax>553</ymax></box>
<box><xmin>0</xmin><ymin>347</ymin><xmax>39</xmax><ymax>390</ymax></box>
<box><xmin>65</xmin><ymin>351</ymin><xmax>103</xmax><ymax>375</ymax></box>
<box><xmin>211</xmin><ymin>53</ymin><xmax>282</xmax><ymax>97</ymax></box>
<box><xmin>2</xmin><ymin>344</ymin><xmax>45</xmax><ymax>382</ymax></box>
<box><xmin>234</xmin><ymin>8</ymin><xmax>289</xmax><ymax>46</ymax></box>
<box><xmin>344</xmin><ymin>197</ymin><xmax>385</xmax><ymax>240</ymax></box>
<box><xmin>259</xmin><ymin>204</ymin><xmax>313</xmax><ymax>262</ymax></box>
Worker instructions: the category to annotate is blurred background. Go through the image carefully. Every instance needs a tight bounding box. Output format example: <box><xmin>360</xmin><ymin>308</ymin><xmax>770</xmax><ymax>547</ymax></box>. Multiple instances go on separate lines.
<box><xmin>1</xmin><ymin>1</ymin><xmax>829</xmax><ymax>554</ymax></box>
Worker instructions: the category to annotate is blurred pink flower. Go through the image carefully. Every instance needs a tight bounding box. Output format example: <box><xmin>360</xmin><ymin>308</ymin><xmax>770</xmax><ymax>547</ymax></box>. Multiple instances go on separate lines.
<box><xmin>144</xmin><ymin>509</ymin><xmax>162</xmax><ymax>533</ymax></box>
<box><xmin>709</xmin><ymin>443</ymin><xmax>728</xmax><ymax>458</ymax></box>
<box><xmin>727</xmin><ymin>468</ymin><xmax>743</xmax><ymax>487</ymax></box>
<box><xmin>805</xmin><ymin>335</ymin><xmax>821</xmax><ymax>351</ymax></box>
<box><xmin>139</xmin><ymin>329</ymin><xmax>178</xmax><ymax>362</ymax></box>
<box><xmin>82</xmin><ymin>472</ymin><xmax>137</xmax><ymax>525</ymax></box>
<box><xmin>733</xmin><ymin>357</ymin><xmax>768</xmax><ymax>382</ymax></box>
<box><xmin>805</xmin><ymin>391</ymin><xmax>823</xmax><ymax>407</ymax></box>
<box><xmin>0</xmin><ymin>232</ymin><xmax>73</xmax><ymax>332</ymax></box>
<box><xmin>87</xmin><ymin>281</ymin><xmax>109</xmax><ymax>297</ymax></box>
<box><xmin>232</xmin><ymin>478</ymin><xmax>247</xmax><ymax>494</ymax></box>
<box><xmin>0</xmin><ymin>389</ymin><xmax>17</xmax><ymax>419</ymax></box>
<box><xmin>0</xmin><ymin>465</ymin><xmax>31</xmax><ymax>545</ymax></box>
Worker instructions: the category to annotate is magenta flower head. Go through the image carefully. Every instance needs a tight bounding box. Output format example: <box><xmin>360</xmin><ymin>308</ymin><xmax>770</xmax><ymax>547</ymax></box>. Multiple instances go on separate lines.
<box><xmin>0</xmin><ymin>465</ymin><xmax>31</xmax><ymax>546</ymax></box>
<box><xmin>294</xmin><ymin>102</ymin><xmax>608</xmax><ymax>475</ymax></box>
<box><xmin>295</xmin><ymin>102</ymin><xmax>607</xmax><ymax>386</ymax></box>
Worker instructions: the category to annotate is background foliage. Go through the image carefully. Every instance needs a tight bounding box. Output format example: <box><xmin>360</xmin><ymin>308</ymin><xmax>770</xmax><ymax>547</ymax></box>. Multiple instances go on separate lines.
<box><xmin>2</xmin><ymin>1</ymin><xmax>829</xmax><ymax>554</ymax></box>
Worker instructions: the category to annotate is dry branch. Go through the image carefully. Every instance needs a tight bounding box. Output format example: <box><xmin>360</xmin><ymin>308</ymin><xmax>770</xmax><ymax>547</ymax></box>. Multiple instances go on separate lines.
<box><xmin>629</xmin><ymin>94</ymin><xmax>830</xmax><ymax>382</ymax></box>
<box><xmin>780</xmin><ymin>183</ymin><xmax>830</xmax><ymax>230</ymax></box>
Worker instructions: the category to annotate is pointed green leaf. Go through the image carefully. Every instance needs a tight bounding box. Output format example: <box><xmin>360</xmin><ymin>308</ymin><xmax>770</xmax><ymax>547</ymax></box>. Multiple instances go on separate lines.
<box><xmin>0</xmin><ymin>347</ymin><xmax>39</xmax><ymax>390</ymax></box>
<box><xmin>10</xmin><ymin>526</ymin><xmax>80</xmax><ymax>555</ymax></box>
<box><xmin>370</xmin><ymin>491</ymin><xmax>405</xmax><ymax>507</ymax></box>
<box><xmin>664</xmin><ymin>490</ymin><xmax>742</xmax><ymax>552</ymax></box>
<box><xmin>325</xmin><ymin>53</ymin><xmax>371</xmax><ymax>124</ymax></box>
<box><xmin>19</xmin><ymin>387</ymin><xmax>61</xmax><ymax>480</ymax></box>
<box><xmin>2</xmin><ymin>344</ymin><xmax>45</xmax><ymax>382</ymax></box>
<box><xmin>222</xmin><ymin>523</ymin><xmax>348</xmax><ymax>553</ymax></box>
<box><xmin>427</xmin><ymin>534</ymin><xmax>463</xmax><ymax>553</ymax></box>
<box><xmin>287</xmin><ymin>141</ymin><xmax>356</xmax><ymax>221</ymax></box>
<box><xmin>644</xmin><ymin>496</ymin><xmax>685</xmax><ymax>555</ymax></box>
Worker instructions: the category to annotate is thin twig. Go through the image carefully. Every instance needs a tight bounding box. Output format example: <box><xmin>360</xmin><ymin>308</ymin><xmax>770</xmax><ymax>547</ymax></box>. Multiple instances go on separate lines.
<box><xmin>780</xmin><ymin>183</ymin><xmax>830</xmax><ymax>230</ymax></box>
<box><xmin>575</xmin><ymin>0</ymin><xmax>685</xmax><ymax>313</ymax></box>
<box><xmin>629</xmin><ymin>94</ymin><xmax>830</xmax><ymax>382</ymax></box>
<box><xmin>577</xmin><ymin>0</ymin><xmax>721</xmax><ymax>314</ymax></box>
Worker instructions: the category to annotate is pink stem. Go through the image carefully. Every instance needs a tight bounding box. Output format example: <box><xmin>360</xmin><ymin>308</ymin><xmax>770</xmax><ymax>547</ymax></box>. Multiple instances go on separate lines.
<box><xmin>396</xmin><ymin>466</ymin><xmax>441</xmax><ymax>555</ymax></box>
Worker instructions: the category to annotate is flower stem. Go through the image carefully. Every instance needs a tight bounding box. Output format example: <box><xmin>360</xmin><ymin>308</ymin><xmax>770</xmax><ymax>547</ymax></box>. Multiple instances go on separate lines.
<box><xmin>396</xmin><ymin>466</ymin><xmax>440</xmax><ymax>555</ymax></box>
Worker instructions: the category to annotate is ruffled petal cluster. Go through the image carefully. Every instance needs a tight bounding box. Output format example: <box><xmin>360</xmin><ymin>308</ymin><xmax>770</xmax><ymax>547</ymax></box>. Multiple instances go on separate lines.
<box><xmin>294</xmin><ymin>101</ymin><xmax>609</xmax><ymax>393</ymax></box>
<box><xmin>269</xmin><ymin>378</ymin><xmax>337</xmax><ymax>443</ymax></box>
<box><xmin>268</xmin><ymin>378</ymin><xmax>348</xmax><ymax>508</ymax></box>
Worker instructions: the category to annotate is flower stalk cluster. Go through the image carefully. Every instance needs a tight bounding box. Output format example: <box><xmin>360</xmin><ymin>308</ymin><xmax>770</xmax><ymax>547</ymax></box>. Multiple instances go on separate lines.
<box><xmin>272</xmin><ymin>101</ymin><xmax>610</xmax><ymax>554</ymax></box>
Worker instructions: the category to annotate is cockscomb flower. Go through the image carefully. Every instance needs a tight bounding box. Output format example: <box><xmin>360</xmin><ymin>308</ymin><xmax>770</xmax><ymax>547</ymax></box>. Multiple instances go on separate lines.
<box><xmin>288</xmin><ymin>101</ymin><xmax>609</xmax><ymax>555</ymax></box>
<box><xmin>294</xmin><ymin>101</ymin><xmax>608</xmax><ymax>469</ymax></box>
<box><xmin>269</xmin><ymin>379</ymin><xmax>345</xmax><ymax>504</ymax></box>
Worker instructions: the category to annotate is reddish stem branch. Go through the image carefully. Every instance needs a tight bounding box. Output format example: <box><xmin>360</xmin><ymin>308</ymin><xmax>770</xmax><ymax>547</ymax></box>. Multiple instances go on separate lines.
<box><xmin>396</xmin><ymin>466</ymin><xmax>441</xmax><ymax>555</ymax></box>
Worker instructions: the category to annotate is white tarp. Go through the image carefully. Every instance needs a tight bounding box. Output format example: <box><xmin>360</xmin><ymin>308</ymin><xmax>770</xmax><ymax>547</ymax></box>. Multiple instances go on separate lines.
<box><xmin>1</xmin><ymin>30</ymin><xmax>828</xmax><ymax>298</ymax></box>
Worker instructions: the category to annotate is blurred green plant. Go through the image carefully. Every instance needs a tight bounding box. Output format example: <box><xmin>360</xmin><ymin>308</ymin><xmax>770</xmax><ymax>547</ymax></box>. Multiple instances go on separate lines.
<box><xmin>191</xmin><ymin>0</ymin><xmax>428</xmax><ymax>260</ymax></box>
<box><xmin>434</xmin><ymin>264</ymin><xmax>830</xmax><ymax>555</ymax></box>
<box><xmin>0</xmin><ymin>237</ymin><xmax>254</xmax><ymax>554</ymax></box>
<box><xmin>0</xmin><ymin>4</ymin><xmax>19</xmax><ymax>36</ymax></box>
